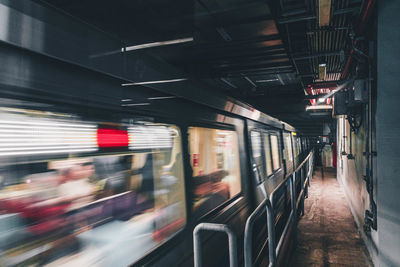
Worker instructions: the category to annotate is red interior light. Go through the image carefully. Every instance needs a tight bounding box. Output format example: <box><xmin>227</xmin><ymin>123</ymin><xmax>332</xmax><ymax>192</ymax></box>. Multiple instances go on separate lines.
<box><xmin>97</xmin><ymin>128</ymin><xmax>129</xmax><ymax>148</ymax></box>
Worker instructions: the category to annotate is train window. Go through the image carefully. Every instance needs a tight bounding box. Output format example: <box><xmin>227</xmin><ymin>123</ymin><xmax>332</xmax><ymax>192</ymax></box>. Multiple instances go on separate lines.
<box><xmin>283</xmin><ymin>132</ymin><xmax>293</xmax><ymax>171</ymax></box>
<box><xmin>270</xmin><ymin>134</ymin><xmax>281</xmax><ymax>171</ymax></box>
<box><xmin>264</xmin><ymin>133</ymin><xmax>273</xmax><ymax>176</ymax></box>
<box><xmin>188</xmin><ymin>127</ymin><xmax>241</xmax><ymax>218</ymax></box>
<box><xmin>0</xmin><ymin>114</ymin><xmax>186</xmax><ymax>266</ymax></box>
<box><xmin>295</xmin><ymin>137</ymin><xmax>302</xmax><ymax>156</ymax></box>
<box><xmin>251</xmin><ymin>131</ymin><xmax>265</xmax><ymax>181</ymax></box>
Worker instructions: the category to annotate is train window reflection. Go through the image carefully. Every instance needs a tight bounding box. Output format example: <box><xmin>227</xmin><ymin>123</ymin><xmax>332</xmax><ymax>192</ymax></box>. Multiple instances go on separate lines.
<box><xmin>295</xmin><ymin>136</ymin><xmax>302</xmax><ymax>157</ymax></box>
<box><xmin>189</xmin><ymin>127</ymin><xmax>241</xmax><ymax>218</ymax></box>
<box><xmin>270</xmin><ymin>135</ymin><xmax>281</xmax><ymax>171</ymax></box>
<box><xmin>0</xmin><ymin>122</ymin><xmax>186</xmax><ymax>266</ymax></box>
<box><xmin>251</xmin><ymin>131</ymin><xmax>265</xmax><ymax>181</ymax></box>
<box><xmin>283</xmin><ymin>133</ymin><xmax>294</xmax><ymax>172</ymax></box>
<box><xmin>264</xmin><ymin>133</ymin><xmax>273</xmax><ymax>176</ymax></box>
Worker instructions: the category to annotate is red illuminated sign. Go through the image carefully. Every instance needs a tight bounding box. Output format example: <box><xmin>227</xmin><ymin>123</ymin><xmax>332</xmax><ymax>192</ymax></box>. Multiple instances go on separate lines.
<box><xmin>97</xmin><ymin>128</ymin><xmax>129</xmax><ymax>148</ymax></box>
<box><xmin>193</xmin><ymin>154</ymin><xmax>199</xmax><ymax>167</ymax></box>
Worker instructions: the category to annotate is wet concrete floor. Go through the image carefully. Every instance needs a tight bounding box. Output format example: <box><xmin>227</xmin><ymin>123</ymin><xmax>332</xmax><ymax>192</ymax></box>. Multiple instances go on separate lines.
<box><xmin>289</xmin><ymin>167</ymin><xmax>373</xmax><ymax>267</ymax></box>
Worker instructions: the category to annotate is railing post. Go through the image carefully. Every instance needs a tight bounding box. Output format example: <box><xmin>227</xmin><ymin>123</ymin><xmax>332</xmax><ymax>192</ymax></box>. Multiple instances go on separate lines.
<box><xmin>307</xmin><ymin>156</ymin><xmax>311</xmax><ymax>188</ymax></box>
<box><xmin>291</xmin><ymin>173</ymin><xmax>297</xmax><ymax>245</ymax></box>
<box><xmin>300</xmin><ymin>167</ymin><xmax>305</xmax><ymax>216</ymax></box>
<box><xmin>193</xmin><ymin>223</ymin><xmax>238</xmax><ymax>267</ymax></box>
<box><xmin>244</xmin><ymin>198</ymin><xmax>276</xmax><ymax>267</ymax></box>
<box><xmin>266</xmin><ymin>201</ymin><xmax>277</xmax><ymax>267</ymax></box>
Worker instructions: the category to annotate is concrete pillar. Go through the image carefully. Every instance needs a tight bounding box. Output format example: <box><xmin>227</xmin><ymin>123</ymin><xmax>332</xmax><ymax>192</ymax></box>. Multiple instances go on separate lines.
<box><xmin>376</xmin><ymin>1</ymin><xmax>400</xmax><ymax>266</ymax></box>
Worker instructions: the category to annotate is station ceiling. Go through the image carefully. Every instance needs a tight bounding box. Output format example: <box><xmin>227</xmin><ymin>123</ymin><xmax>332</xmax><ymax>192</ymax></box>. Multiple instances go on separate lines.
<box><xmin>37</xmin><ymin>0</ymin><xmax>367</xmax><ymax>136</ymax></box>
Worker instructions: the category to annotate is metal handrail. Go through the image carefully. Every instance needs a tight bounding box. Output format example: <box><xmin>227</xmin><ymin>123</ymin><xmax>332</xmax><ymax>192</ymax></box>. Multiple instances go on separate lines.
<box><xmin>193</xmin><ymin>223</ymin><xmax>238</xmax><ymax>267</ymax></box>
<box><xmin>269</xmin><ymin>150</ymin><xmax>313</xmax><ymax>209</ymax></box>
<box><xmin>244</xmin><ymin>150</ymin><xmax>314</xmax><ymax>267</ymax></box>
<box><xmin>244</xmin><ymin>198</ymin><xmax>276</xmax><ymax>267</ymax></box>
<box><xmin>295</xmin><ymin>150</ymin><xmax>313</xmax><ymax>173</ymax></box>
<box><xmin>192</xmin><ymin>150</ymin><xmax>314</xmax><ymax>267</ymax></box>
<box><xmin>274</xmin><ymin>175</ymin><xmax>296</xmax><ymax>257</ymax></box>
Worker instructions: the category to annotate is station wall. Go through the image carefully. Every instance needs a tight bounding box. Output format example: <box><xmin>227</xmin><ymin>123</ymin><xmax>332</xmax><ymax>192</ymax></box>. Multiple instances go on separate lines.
<box><xmin>337</xmin><ymin>2</ymin><xmax>400</xmax><ymax>266</ymax></box>
<box><xmin>336</xmin><ymin>116</ymin><xmax>378</xmax><ymax>266</ymax></box>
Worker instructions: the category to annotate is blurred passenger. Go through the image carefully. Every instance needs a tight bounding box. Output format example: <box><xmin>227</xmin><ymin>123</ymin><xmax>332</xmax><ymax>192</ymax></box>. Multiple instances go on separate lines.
<box><xmin>57</xmin><ymin>162</ymin><xmax>96</xmax><ymax>211</ymax></box>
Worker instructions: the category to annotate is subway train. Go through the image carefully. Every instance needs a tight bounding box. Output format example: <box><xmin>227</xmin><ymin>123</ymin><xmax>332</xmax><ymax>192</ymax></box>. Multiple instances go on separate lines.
<box><xmin>0</xmin><ymin>45</ymin><xmax>313</xmax><ymax>267</ymax></box>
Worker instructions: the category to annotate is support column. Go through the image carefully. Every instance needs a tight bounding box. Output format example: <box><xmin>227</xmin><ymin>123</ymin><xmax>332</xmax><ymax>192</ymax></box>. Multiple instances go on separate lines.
<box><xmin>376</xmin><ymin>1</ymin><xmax>400</xmax><ymax>266</ymax></box>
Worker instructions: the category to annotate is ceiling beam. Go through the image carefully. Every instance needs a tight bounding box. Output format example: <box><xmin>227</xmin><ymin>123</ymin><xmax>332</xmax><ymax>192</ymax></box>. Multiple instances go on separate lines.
<box><xmin>186</xmin><ymin>45</ymin><xmax>286</xmax><ymax>62</ymax></box>
<box><xmin>197</xmin><ymin>15</ymin><xmax>275</xmax><ymax>28</ymax></box>
<box><xmin>292</xmin><ymin>50</ymin><xmax>344</xmax><ymax>61</ymax></box>
<box><xmin>195</xmin><ymin>34</ymin><xmax>281</xmax><ymax>50</ymax></box>
<box><xmin>277</xmin><ymin>14</ymin><xmax>316</xmax><ymax>24</ymax></box>
<box><xmin>215</xmin><ymin>61</ymin><xmax>292</xmax><ymax>74</ymax></box>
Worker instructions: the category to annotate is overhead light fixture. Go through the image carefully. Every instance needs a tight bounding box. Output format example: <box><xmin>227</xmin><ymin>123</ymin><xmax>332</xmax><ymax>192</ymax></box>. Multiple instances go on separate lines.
<box><xmin>306</xmin><ymin>104</ymin><xmax>332</xmax><ymax>110</ymax></box>
<box><xmin>122</xmin><ymin>37</ymin><xmax>194</xmax><ymax>52</ymax></box>
<box><xmin>242</xmin><ymin>76</ymin><xmax>256</xmax><ymax>87</ymax></box>
<box><xmin>121</xmin><ymin>78</ymin><xmax>187</xmax><ymax>87</ymax></box>
<box><xmin>309</xmin><ymin>112</ymin><xmax>331</xmax><ymax>116</ymax></box>
<box><xmin>255</xmin><ymin>79</ymin><xmax>279</xmax><ymax>83</ymax></box>
<box><xmin>319</xmin><ymin>0</ymin><xmax>332</xmax><ymax>27</ymax></box>
<box><xmin>147</xmin><ymin>96</ymin><xmax>177</xmax><ymax>100</ymax></box>
<box><xmin>121</xmin><ymin>103</ymin><xmax>151</xmax><ymax>106</ymax></box>
<box><xmin>318</xmin><ymin>63</ymin><xmax>327</xmax><ymax>81</ymax></box>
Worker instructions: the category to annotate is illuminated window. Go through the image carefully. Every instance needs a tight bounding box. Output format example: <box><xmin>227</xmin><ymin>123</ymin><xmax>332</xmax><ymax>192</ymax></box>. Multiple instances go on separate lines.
<box><xmin>189</xmin><ymin>127</ymin><xmax>241</xmax><ymax>218</ymax></box>
<box><xmin>270</xmin><ymin>135</ymin><xmax>281</xmax><ymax>171</ymax></box>
<box><xmin>296</xmin><ymin>137</ymin><xmax>302</xmax><ymax>156</ymax></box>
<box><xmin>264</xmin><ymin>133</ymin><xmax>273</xmax><ymax>176</ymax></box>
<box><xmin>251</xmin><ymin>131</ymin><xmax>265</xmax><ymax>181</ymax></box>
<box><xmin>283</xmin><ymin>132</ymin><xmax>293</xmax><ymax>171</ymax></box>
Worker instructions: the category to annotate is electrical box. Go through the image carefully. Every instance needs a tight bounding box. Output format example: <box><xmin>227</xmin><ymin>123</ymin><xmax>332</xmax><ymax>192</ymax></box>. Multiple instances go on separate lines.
<box><xmin>353</xmin><ymin>79</ymin><xmax>368</xmax><ymax>103</ymax></box>
<box><xmin>348</xmin><ymin>79</ymin><xmax>368</xmax><ymax>107</ymax></box>
<box><xmin>334</xmin><ymin>90</ymin><xmax>348</xmax><ymax>115</ymax></box>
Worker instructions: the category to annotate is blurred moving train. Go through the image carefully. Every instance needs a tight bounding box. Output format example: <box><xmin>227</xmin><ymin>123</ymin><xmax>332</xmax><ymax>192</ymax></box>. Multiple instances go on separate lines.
<box><xmin>0</xmin><ymin>93</ymin><xmax>312</xmax><ymax>266</ymax></box>
<box><xmin>0</xmin><ymin>41</ymin><xmax>313</xmax><ymax>267</ymax></box>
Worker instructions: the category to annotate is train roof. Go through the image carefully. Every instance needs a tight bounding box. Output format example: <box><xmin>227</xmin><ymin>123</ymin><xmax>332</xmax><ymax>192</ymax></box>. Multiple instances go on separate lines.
<box><xmin>149</xmin><ymin>79</ymin><xmax>296</xmax><ymax>131</ymax></box>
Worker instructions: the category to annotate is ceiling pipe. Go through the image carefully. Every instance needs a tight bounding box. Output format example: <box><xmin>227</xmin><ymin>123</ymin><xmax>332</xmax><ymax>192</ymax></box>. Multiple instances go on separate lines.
<box><xmin>308</xmin><ymin>82</ymin><xmax>338</xmax><ymax>89</ymax></box>
<box><xmin>293</xmin><ymin>51</ymin><xmax>343</xmax><ymax>61</ymax></box>
<box><xmin>334</xmin><ymin>7</ymin><xmax>360</xmax><ymax>16</ymax></box>
<box><xmin>277</xmin><ymin>15</ymin><xmax>316</xmax><ymax>24</ymax></box>
<box><xmin>341</xmin><ymin>0</ymin><xmax>376</xmax><ymax>79</ymax></box>
<box><xmin>305</xmin><ymin>93</ymin><xmax>330</xmax><ymax>100</ymax></box>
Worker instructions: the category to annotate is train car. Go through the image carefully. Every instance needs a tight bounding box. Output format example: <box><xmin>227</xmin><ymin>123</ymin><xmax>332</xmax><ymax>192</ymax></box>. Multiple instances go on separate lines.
<box><xmin>0</xmin><ymin>42</ymin><xmax>313</xmax><ymax>267</ymax></box>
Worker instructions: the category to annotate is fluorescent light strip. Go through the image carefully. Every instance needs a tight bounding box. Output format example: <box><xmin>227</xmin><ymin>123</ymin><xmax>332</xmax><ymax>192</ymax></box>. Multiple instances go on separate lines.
<box><xmin>0</xmin><ymin>130</ymin><xmax>96</xmax><ymax>135</ymax></box>
<box><xmin>0</xmin><ymin>120</ymin><xmax>95</xmax><ymax>128</ymax></box>
<box><xmin>122</xmin><ymin>103</ymin><xmax>151</xmax><ymax>107</ymax></box>
<box><xmin>147</xmin><ymin>96</ymin><xmax>177</xmax><ymax>100</ymax></box>
<box><xmin>123</xmin><ymin>37</ymin><xmax>194</xmax><ymax>52</ymax></box>
<box><xmin>306</xmin><ymin>105</ymin><xmax>333</xmax><ymax>110</ymax></box>
<box><xmin>0</xmin><ymin>145</ymin><xmax>96</xmax><ymax>152</ymax></box>
<box><xmin>0</xmin><ymin>117</ymin><xmax>99</xmax><ymax>157</ymax></box>
<box><xmin>0</xmin><ymin>125</ymin><xmax>96</xmax><ymax>131</ymax></box>
<box><xmin>0</xmin><ymin>136</ymin><xmax>96</xmax><ymax>141</ymax></box>
<box><xmin>121</xmin><ymin>78</ymin><xmax>187</xmax><ymax>87</ymax></box>
<box><xmin>0</xmin><ymin>148</ymin><xmax>97</xmax><ymax>157</ymax></box>
<box><xmin>0</xmin><ymin>140</ymin><xmax>96</xmax><ymax>146</ymax></box>
<box><xmin>256</xmin><ymin>79</ymin><xmax>279</xmax><ymax>83</ymax></box>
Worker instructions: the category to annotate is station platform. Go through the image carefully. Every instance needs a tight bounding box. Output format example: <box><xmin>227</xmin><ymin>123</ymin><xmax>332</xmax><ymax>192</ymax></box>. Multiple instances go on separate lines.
<box><xmin>289</xmin><ymin>167</ymin><xmax>373</xmax><ymax>266</ymax></box>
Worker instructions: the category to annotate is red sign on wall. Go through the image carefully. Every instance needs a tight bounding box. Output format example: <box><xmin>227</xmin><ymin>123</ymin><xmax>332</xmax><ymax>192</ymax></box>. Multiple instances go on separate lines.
<box><xmin>193</xmin><ymin>154</ymin><xmax>199</xmax><ymax>167</ymax></box>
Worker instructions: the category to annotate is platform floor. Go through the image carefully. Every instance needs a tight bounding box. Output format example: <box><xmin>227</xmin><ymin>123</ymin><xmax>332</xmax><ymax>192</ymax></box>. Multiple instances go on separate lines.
<box><xmin>289</xmin><ymin>167</ymin><xmax>373</xmax><ymax>267</ymax></box>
